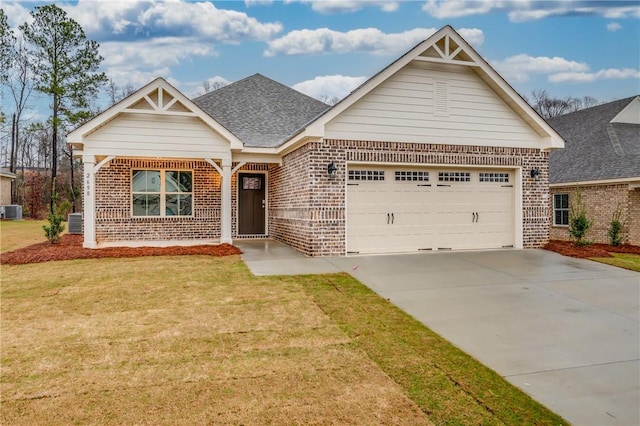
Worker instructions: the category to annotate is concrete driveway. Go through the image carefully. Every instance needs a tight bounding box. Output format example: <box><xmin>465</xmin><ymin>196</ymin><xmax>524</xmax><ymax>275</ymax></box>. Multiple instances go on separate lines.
<box><xmin>237</xmin><ymin>241</ymin><xmax>640</xmax><ymax>425</ymax></box>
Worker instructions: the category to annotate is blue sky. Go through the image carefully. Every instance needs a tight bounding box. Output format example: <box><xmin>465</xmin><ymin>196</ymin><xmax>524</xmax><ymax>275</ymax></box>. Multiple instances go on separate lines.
<box><xmin>3</xmin><ymin>0</ymin><xmax>640</xmax><ymax>107</ymax></box>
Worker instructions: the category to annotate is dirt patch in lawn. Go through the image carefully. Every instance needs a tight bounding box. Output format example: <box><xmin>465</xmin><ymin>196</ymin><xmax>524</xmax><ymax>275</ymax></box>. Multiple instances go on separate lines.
<box><xmin>544</xmin><ymin>240</ymin><xmax>640</xmax><ymax>258</ymax></box>
<box><xmin>0</xmin><ymin>234</ymin><xmax>241</xmax><ymax>265</ymax></box>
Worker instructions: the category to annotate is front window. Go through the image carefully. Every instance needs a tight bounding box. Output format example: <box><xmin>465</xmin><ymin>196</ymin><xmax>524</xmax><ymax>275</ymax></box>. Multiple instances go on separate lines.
<box><xmin>132</xmin><ymin>170</ymin><xmax>193</xmax><ymax>217</ymax></box>
<box><xmin>553</xmin><ymin>193</ymin><xmax>569</xmax><ymax>226</ymax></box>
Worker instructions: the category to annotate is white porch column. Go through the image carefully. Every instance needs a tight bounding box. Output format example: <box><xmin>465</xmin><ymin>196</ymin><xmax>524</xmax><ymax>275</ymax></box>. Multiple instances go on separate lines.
<box><xmin>220</xmin><ymin>159</ymin><xmax>233</xmax><ymax>244</ymax></box>
<box><xmin>82</xmin><ymin>155</ymin><xmax>97</xmax><ymax>248</ymax></box>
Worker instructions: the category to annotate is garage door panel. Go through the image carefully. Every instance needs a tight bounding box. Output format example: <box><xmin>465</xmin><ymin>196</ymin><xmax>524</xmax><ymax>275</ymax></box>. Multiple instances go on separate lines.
<box><xmin>347</xmin><ymin>166</ymin><xmax>514</xmax><ymax>254</ymax></box>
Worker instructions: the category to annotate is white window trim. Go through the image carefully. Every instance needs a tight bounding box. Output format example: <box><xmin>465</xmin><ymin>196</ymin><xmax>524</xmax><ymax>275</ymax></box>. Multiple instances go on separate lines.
<box><xmin>553</xmin><ymin>193</ymin><xmax>569</xmax><ymax>227</ymax></box>
<box><xmin>131</xmin><ymin>169</ymin><xmax>194</xmax><ymax>218</ymax></box>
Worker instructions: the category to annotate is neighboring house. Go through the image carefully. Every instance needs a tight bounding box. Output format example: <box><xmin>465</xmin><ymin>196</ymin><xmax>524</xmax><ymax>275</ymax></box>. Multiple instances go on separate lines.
<box><xmin>548</xmin><ymin>96</ymin><xmax>640</xmax><ymax>245</ymax></box>
<box><xmin>0</xmin><ymin>169</ymin><xmax>16</xmax><ymax>206</ymax></box>
<box><xmin>67</xmin><ymin>26</ymin><xmax>563</xmax><ymax>256</ymax></box>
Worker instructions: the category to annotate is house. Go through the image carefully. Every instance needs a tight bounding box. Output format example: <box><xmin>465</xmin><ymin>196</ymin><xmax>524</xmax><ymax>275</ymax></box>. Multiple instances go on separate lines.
<box><xmin>0</xmin><ymin>169</ymin><xmax>16</xmax><ymax>206</ymax></box>
<box><xmin>67</xmin><ymin>25</ymin><xmax>563</xmax><ymax>256</ymax></box>
<box><xmin>548</xmin><ymin>96</ymin><xmax>640</xmax><ymax>245</ymax></box>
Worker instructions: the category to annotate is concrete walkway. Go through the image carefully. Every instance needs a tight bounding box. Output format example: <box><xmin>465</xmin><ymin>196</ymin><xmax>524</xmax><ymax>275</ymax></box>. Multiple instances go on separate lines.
<box><xmin>235</xmin><ymin>240</ymin><xmax>640</xmax><ymax>426</ymax></box>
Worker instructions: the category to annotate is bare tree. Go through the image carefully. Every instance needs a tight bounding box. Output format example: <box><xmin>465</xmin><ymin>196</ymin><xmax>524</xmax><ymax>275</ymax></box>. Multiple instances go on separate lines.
<box><xmin>106</xmin><ymin>78</ymin><xmax>136</xmax><ymax>106</ymax></box>
<box><xmin>528</xmin><ymin>89</ymin><xmax>601</xmax><ymax>118</ymax></box>
<box><xmin>318</xmin><ymin>95</ymin><xmax>341</xmax><ymax>106</ymax></box>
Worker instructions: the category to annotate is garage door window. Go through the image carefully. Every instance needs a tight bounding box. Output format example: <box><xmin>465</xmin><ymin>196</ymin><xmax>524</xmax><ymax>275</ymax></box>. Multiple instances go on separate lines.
<box><xmin>395</xmin><ymin>171</ymin><xmax>429</xmax><ymax>181</ymax></box>
<box><xmin>479</xmin><ymin>172</ymin><xmax>509</xmax><ymax>183</ymax></box>
<box><xmin>348</xmin><ymin>170</ymin><xmax>385</xmax><ymax>181</ymax></box>
<box><xmin>553</xmin><ymin>193</ymin><xmax>569</xmax><ymax>226</ymax></box>
<box><xmin>439</xmin><ymin>171</ymin><xmax>470</xmax><ymax>182</ymax></box>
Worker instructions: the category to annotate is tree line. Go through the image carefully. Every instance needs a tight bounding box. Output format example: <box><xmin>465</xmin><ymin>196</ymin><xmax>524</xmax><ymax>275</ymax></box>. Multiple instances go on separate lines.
<box><xmin>1</xmin><ymin>5</ymin><xmax>602</xmax><ymax>218</ymax></box>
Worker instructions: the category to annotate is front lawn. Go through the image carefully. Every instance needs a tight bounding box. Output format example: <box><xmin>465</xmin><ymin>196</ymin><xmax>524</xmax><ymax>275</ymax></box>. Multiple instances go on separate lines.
<box><xmin>590</xmin><ymin>253</ymin><xmax>640</xmax><ymax>272</ymax></box>
<box><xmin>1</xmin><ymin>255</ymin><xmax>566</xmax><ymax>425</ymax></box>
<box><xmin>0</xmin><ymin>219</ymin><xmax>50</xmax><ymax>253</ymax></box>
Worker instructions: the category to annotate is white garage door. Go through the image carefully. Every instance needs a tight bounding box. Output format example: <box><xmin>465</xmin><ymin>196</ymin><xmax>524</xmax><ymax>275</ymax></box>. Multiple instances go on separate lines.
<box><xmin>346</xmin><ymin>166</ymin><xmax>515</xmax><ymax>254</ymax></box>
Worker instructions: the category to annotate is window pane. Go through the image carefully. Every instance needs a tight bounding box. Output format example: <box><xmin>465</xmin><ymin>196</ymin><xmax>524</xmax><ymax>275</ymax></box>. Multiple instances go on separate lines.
<box><xmin>179</xmin><ymin>194</ymin><xmax>192</xmax><ymax>215</ymax></box>
<box><xmin>554</xmin><ymin>210</ymin><xmax>562</xmax><ymax>226</ymax></box>
<box><xmin>179</xmin><ymin>172</ymin><xmax>192</xmax><ymax>192</ymax></box>
<box><xmin>166</xmin><ymin>171</ymin><xmax>192</xmax><ymax>193</ymax></box>
<box><xmin>133</xmin><ymin>194</ymin><xmax>160</xmax><ymax>216</ymax></box>
<box><xmin>166</xmin><ymin>194</ymin><xmax>192</xmax><ymax>216</ymax></box>
<box><xmin>561</xmin><ymin>194</ymin><xmax>569</xmax><ymax>209</ymax></box>
<box><xmin>561</xmin><ymin>210</ymin><xmax>569</xmax><ymax>226</ymax></box>
<box><xmin>165</xmin><ymin>171</ymin><xmax>180</xmax><ymax>192</ymax></box>
<box><xmin>133</xmin><ymin>170</ymin><xmax>160</xmax><ymax>192</ymax></box>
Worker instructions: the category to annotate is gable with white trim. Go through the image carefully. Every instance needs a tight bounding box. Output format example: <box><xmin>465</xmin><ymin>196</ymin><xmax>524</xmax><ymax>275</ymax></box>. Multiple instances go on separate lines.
<box><xmin>295</xmin><ymin>26</ymin><xmax>564</xmax><ymax>152</ymax></box>
<box><xmin>67</xmin><ymin>78</ymin><xmax>242</xmax><ymax>161</ymax></box>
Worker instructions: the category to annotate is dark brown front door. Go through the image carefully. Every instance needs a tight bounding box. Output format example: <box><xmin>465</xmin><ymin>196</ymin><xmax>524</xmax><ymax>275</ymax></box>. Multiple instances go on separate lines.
<box><xmin>238</xmin><ymin>173</ymin><xmax>266</xmax><ymax>235</ymax></box>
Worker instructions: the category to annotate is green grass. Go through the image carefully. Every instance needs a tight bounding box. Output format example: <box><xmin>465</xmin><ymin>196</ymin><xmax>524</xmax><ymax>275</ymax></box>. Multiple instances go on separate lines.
<box><xmin>296</xmin><ymin>273</ymin><xmax>567</xmax><ymax>425</ymax></box>
<box><xmin>0</xmin><ymin>219</ymin><xmax>50</xmax><ymax>253</ymax></box>
<box><xmin>1</xmin><ymin>220</ymin><xmax>567</xmax><ymax>424</ymax></box>
<box><xmin>1</xmin><ymin>256</ymin><xmax>567</xmax><ymax>425</ymax></box>
<box><xmin>590</xmin><ymin>253</ymin><xmax>640</xmax><ymax>272</ymax></box>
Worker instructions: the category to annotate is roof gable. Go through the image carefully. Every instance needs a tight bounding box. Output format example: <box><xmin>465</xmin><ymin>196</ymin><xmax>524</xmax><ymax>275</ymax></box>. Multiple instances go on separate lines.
<box><xmin>68</xmin><ymin>78</ymin><xmax>243</xmax><ymax>150</ymax></box>
<box><xmin>193</xmin><ymin>74</ymin><xmax>329</xmax><ymax>148</ymax></box>
<box><xmin>284</xmin><ymin>25</ymin><xmax>564</xmax><ymax>152</ymax></box>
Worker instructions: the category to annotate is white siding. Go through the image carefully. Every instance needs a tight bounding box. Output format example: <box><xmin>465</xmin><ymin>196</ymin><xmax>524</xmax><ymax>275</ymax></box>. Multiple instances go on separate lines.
<box><xmin>83</xmin><ymin>113</ymin><xmax>231</xmax><ymax>160</ymax></box>
<box><xmin>326</xmin><ymin>62</ymin><xmax>543</xmax><ymax>147</ymax></box>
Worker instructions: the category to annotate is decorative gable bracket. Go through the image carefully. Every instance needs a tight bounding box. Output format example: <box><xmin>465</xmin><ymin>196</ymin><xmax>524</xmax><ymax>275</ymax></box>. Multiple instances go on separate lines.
<box><xmin>412</xmin><ymin>33</ymin><xmax>480</xmax><ymax>67</ymax></box>
<box><xmin>124</xmin><ymin>86</ymin><xmax>195</xmax><ymax>117</ymax></box>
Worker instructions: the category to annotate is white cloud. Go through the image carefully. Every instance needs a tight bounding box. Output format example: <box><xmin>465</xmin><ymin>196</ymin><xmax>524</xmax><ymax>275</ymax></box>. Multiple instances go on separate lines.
<box><xmin>307</xmin><ymin>1</ymin><xmax>400</xmax><ymax>14</ymax></box>
<box><xmin>607</xmin><ymin>22</ymin><xmax>622</xmax><ymax>32</ymax></box>
<box><xmin>491</xmin><ymin>54</ymin><xmax>589</xmax><ymax>82</ymax></box>
<box><xmin>422</xmin><ymin>0</ymin><xmax>640</xmax><ymax>22</ymax></box>
<box><xmin>2</xmin><ymin>2</ymin><xmax>33</xmax><ymax>28</ymax></box>
<box><xmin>265</xmin><ymin>27</ymin><xmax>484</xmax><ymax>57</ymax></box>
<box><xmin>60</xmin><ymin>0</ymin><xmax>282</xmax><ymax>42</ymax></box>
<box><xmin>293</xmin><ymin>75</ymin><xmax>367</xmax><ymax>101</ymax></box>
<box><xmin>188</xmin><ymin>76</ymin><xmax>232</xmax><ymax>97</ymax></box>
<box><xmin>549</xmin><ymin>68</ymin><xmax>640</xmax><ymax>83</ymax></box>
<box><xmin>105</xmin><ymin>66</ymin><xmax>172</xmax><ymax>89</ymax></box>
<box><xmin>100</xmin><ymin>38</ymin><xmax>214</xmax><ymax>70</ymax></box>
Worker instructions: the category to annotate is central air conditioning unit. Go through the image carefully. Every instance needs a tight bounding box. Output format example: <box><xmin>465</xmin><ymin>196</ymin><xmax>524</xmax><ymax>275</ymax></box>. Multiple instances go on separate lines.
<box><xmin>67</xmin><ymin>213</ymin><xmax>83</xmax><ymax>234</ymax></box>
<box><xmin>1</xmin><ymin>205</ymin><xmax>22</xmax><ymax>220</ymax></box>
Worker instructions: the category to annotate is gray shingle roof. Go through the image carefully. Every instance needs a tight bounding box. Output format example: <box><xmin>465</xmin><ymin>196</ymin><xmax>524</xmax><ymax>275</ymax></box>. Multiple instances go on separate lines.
<box><xmin>192</xmin><ymin>74</ymin><xmax>330</xmax><ymax>148</ymax></box>
<box><xmin>547</xmin><ymin>96</ymin><xmax>640</xmax><ymax>184</ymax></box>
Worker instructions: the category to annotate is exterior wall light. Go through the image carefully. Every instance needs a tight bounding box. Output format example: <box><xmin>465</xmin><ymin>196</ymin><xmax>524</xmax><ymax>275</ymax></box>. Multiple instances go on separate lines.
<box><xmin>327</xmin><ymin>162</ymin><xmax>338</xmax><ymax>178</ymax></box>
<box><xmin>530</xmin><ymin>168</ymin><xmax>541</xmax><ymax>180</ymax></box>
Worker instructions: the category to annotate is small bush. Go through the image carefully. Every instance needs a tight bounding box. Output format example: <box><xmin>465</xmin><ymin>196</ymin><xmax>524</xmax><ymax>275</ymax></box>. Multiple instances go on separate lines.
<box><xmin>608</xmin><ymin>206</ymin><xmax>624</xmax><ymax>247</ymax></box>
<box><xmin>569</xmin><ymin>188</ymin><xmax>592</xmax><ymax>246</ymax></box>
<box><xmin>43</xmin><ymin>179</ymin><xmax>65</xmax><ymax>244</ymax></box>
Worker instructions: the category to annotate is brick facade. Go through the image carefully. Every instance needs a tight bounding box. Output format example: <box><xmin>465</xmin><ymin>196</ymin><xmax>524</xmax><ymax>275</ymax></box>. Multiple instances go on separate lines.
<box><xmin>269</xmin><ymin>139</ymin><xmax>550</xmax><ymax>256</ymax></box>
<box><xmin>550</xmin><ymin>184</ymin><xmax>639</xmax><ymax>245</ymax></box>
<box><xmin>95</xmin><ymin>158</ymin><xmax>222</xmax><ymax>243</ymax></box>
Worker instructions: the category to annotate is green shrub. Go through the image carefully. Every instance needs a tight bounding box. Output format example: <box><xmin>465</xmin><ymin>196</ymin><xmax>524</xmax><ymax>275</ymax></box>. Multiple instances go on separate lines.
<box><xmin>43</xmin><ymin>179</ymin><xmax>65</xmax><ymax>244</ymax></box>
<box><xmin>568</xmin><ymin>188</ymin><xmax>592</xmax><ymax>247</ymax></box>
<box><xmin>608</xmin><ymin>206</ymin><xmax>624</xmax><ymax>246</ymax></box>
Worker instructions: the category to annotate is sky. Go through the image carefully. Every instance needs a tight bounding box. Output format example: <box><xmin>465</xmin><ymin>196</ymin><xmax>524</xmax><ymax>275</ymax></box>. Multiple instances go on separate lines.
<box><xmin>2</xmin><ymin>0</ymin><xmax>640</xmax><ymax>111</ymax></box>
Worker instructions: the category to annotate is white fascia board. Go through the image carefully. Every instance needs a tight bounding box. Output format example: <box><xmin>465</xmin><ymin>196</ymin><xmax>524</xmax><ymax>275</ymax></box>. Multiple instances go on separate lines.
<box><xmin>550</xmin><ymin>177</ymin><xmax>640</xmax><ymax>188</ymax></box>
<box><xmin>234</xmin><ymin>149</ymin><xmax>282</xmax><ymax>165</ymax></box>
<box><xmin>67</xmin><ymin>77</ymin><xmax>244</xmax><ymax>151</ymax></box>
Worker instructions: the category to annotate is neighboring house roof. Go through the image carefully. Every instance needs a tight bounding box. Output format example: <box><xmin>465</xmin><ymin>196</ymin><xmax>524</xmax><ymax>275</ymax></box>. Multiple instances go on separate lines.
<box><xmin>548</xmin><ymin>96</ymin><xmax>640</xmax><ymax>184</ymax></box>
<box><xmin>192</xmin><ymin>74</ymin><xmax>330</xmax><ymax>148</ymax></box>
<box><xmin>0</xmin><ymin>170</ymin><xmax>16</xmax><ymax>179</ymax></box>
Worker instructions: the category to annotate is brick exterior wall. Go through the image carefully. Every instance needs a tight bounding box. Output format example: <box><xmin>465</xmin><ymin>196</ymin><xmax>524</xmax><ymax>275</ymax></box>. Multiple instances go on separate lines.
<box><xmin>629</xmin><ymin>189</ymin><xmax>640</xmax><ymax>246</ymax></box>
<box><xmin>270</xmin><ymin>139</ymin><xmax>550</xmax><ymax>256</ymax></box>
<box><xmin>550</xmin><ymin>184</ymin><xmax>639</xmax><ymax>245</ymax></box>
<box><xmin>94</xmin><ymin>158</ymin><xmax>222</xmax><ymax>242</ymax></box>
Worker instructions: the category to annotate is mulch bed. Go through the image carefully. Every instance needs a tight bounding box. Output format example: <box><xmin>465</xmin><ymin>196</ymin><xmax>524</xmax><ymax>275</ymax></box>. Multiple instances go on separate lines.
<box><xmin>544</xmin><ymin>239</ymin><xmax>640</xmax><ymax>259</ymax></box>
<box><xmin>0</xmin><ymin>234</ymin><xmax>242</xmax><ymax>265</ymax></box>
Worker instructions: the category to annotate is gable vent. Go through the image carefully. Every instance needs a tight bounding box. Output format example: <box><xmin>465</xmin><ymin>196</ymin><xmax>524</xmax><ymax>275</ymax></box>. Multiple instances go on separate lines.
<box><xmin>434</xmin><ymin>80</ymin><xmax>449</xmax><ymax>117</ymax></box>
